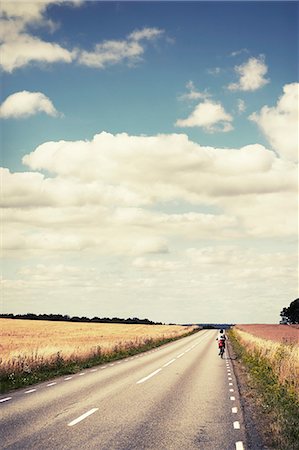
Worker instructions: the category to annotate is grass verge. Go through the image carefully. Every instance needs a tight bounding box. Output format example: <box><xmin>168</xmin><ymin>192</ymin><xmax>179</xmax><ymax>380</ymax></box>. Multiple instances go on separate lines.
<box><xmin>0</xmin><ymin>328</ymin><xmax>200</xmax><ymax>394</ymax></box>
<box><xmin>228</xmin><ymin>328</ymin><xmax>299</xmax><ymax>450</ymax></box>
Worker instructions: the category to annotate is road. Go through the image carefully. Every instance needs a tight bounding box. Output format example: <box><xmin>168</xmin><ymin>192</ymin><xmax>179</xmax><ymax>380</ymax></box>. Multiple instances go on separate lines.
<box><xmin>0</xmin><ymin>330</ymin><xmax>246</xmax><ymax>450</ymax></box>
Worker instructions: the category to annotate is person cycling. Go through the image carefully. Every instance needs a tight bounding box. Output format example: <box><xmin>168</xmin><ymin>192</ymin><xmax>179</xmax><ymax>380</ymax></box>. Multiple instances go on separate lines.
<box><xmin>216</xmin><ymin>330</ymin><xmax>227</xmax><ymax>356</ymax></box>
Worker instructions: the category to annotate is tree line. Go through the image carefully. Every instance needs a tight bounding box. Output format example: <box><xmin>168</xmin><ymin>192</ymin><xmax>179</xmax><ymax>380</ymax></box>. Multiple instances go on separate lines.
<box><xmin>0</xmin><ymin>313</ymin><xmax>163</xmax><ymax>325</ymax></box>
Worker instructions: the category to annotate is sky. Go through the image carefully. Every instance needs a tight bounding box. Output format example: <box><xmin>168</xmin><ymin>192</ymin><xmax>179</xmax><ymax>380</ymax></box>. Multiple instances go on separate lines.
<box><xmin>1</xmin><ymin>1</ymin><xmax>298</xmax><ymax>324</ymax></box>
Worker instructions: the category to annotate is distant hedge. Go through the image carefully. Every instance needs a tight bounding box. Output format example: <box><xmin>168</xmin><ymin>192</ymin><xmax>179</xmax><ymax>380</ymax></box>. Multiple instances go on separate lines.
<box><xmin>0</xmin><ymin>313</ymin><xmax>163</xmax><ymax>325</ymax></box>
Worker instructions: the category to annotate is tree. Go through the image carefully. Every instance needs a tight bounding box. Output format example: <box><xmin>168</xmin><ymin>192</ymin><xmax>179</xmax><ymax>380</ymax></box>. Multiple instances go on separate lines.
<box><xmin>280</xmin><ymin>298</ymin><xmax>299</xmax><ymax>324</ymax></box>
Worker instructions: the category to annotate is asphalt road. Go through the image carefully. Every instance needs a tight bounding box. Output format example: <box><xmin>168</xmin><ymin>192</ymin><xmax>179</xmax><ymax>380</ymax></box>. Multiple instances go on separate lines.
<box><xmin>0</xmin><ymin>330</ymin><xmax>247</xmax><ymax>450</ymax></box>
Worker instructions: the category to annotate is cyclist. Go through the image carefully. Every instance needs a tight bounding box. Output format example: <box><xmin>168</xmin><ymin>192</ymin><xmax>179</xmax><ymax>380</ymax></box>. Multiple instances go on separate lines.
<box><xmin>216</xmin><ymin>330</ymin><xmax>226</xmax><ymax>356</ymax></box>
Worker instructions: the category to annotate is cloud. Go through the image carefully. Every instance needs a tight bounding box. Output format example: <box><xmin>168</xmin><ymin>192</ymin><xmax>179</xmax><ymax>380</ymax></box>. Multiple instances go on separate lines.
<box><xmin>175</xmin><ymin>100</ymin><xmax>233</xmax><ymax>132</ymax></box>
<box><xmin>21</xmin><ymin>133</ymin><xmax>296</xmax><ymax>201</ymax></box>
<box><xmin>0</xmin><ymin>131</ymin><xmax>296</xmax><ymax>261</ymax></box>
<box><xmin>228</xmin><ymin>56</ymin><xmax>269</xmax><ymax>91</ymax></box>
<box><xmin>249</xmin><ymin>83</ymin><xmax>298</xmax><ymax>163</ymax></box>
<box><xmin>207</xmin><ymin>67</ymin><xmax>221</xmax><ymax>76</ymax></box>
<box><xmin>237</xmin><ymin>99</ymin><xmax>246</xmax><ymax>114</ymax></box>
<box><xmin>78</xmin><ymin>27</ymin><xmax>164</xmax><ymax>69</ymax></box>
<box><xmin>2</xmin><ymin>129</ymin><xmax>297</xmax><ymax>322</ymax></box>
<box><xmin>0</xmin><ymin>3</ymin><xmax>161</xmax><ymax>72</ymax></box>
<box><xmin>230</xmin><ymin>48</ymin><xmax>249</xmax><ymax>57</ymax></box>
<box><xmin>179</xmin><ymin>81</ymin><xmax>210</xmax><ymax>101</ymax></box>
<box><xmin>0</xmin><ymin>91</ymin><xmax>61</xmax><ymax>119</ymax></box>
<box><xmin>0</xmin><ymin>35</ymin><xmax>75</xmax><ymax>72</ymax></box>
<box><xmin>128</xmin><ymin>27</ymin><xmax>164</xmax><ymax>42</ymax></box>
<box><xmin>0</xmin><ymin>1</ymin><xmax>76</xmax><ymax>72</ymax></box>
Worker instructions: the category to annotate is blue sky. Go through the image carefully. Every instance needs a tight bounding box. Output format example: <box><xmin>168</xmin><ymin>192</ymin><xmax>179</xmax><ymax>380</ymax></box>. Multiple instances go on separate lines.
<box><xmin>1</xmin><ymin>1</ymin><xmax>298</xmax><ymax>323</ymax></box>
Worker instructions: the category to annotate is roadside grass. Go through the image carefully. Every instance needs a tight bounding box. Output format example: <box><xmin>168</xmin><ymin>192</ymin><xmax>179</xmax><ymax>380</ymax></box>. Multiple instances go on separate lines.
<box><xmin>228</xmin><ymin>328</ymin><xmax>299</xmax><ymax>450</ymax></box>
<box><xmin>0</xmin><ymin>323</ymin><xmax>200</xmax><ymax>393</ymax></box>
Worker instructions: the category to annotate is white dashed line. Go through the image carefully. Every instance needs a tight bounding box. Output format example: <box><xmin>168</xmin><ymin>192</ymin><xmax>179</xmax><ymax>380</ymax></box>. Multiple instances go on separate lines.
<box><xmin>230</xmin><ymin>388</ymin><xmax>234</xmax><ymax>392</ymax></box>
<box><xmin>68</xmin><ymin>408</ymin><xmax>99</xmax><ymax>427</ymax></box>
<box><xmin>0</xmin><ymin>397</ymin><xmax>12</xmax><ymax>403</ymax></box>
<box><xmin>25</xmin><ymin>389</ymin><xmax>36</xmax><ymax>394</ymax></box>
<box><xmin>228</xmin><ymin>377</ymin><xmax>232</xmax><ymax>380</ymax></box>
<box><xmin>137</xmin><ymin>368</ymin><xmax>162</xmax><ymax>384</ymax></box>
<box><xmin>78</xmin><ymin>373</ymin><xmax>85</xmax><ymax>376</ymax></box>
<box><xmin>230</xmin><ymin>396</ymin><xmax>236</xmax><ymax>401</ymax></box>
<box><xmin>90</xmin><ymin>369</ymin><xmax>98</xmax><ymax>372</ymax></box>
<box><xmin>233</xmin><ymin>421</ymin><xmax>240</xmax><ymax>429</ymax></box>
<box><xmin>236</xmin><ymin>441</ymin><xmax>244</xmax><ymax>450</ymax></box>
<box><xmin>101</xmin><ymin>366</ymin><xmax>107</xmax><ymax>370</ymax></box>
<box><xmin>229</xmin><ymin>382</ymin><xmax>233</xmax><ymax>386</ymax></box>
<box><xmin>163</xmin><ymin>358</ymin><xmax>176</xmax><ymax>368</ymax></box>
<box><xmin>232</xmin><ymin>407</ymin><xmax>238</xmax><ymax>413</ymax></box>
<box><xmin>47</xmin><ymin>382</ymin><xmax>56</xmax><ymax>387</ymax></box>
<box><xmin>64</xmin><ymin>376</ymin><xmax>72</xmax><ymax>381</ymax></box>
<box><xmin>177</xmin><ymin>352</ymin><xmax>185</xmax><ymax>358</ymax></box>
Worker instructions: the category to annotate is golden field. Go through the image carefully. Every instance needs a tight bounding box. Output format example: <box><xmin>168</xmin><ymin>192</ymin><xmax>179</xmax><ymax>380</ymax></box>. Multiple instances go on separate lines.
<box><xmin>0</xmin><ymin>319</ymin><xmax>197</xmax><ymax>377</ymax></box>
<box><xmin>233</xmin><ymin>326</ymin><xmax>299</xmax><ymax>400</ymax></box>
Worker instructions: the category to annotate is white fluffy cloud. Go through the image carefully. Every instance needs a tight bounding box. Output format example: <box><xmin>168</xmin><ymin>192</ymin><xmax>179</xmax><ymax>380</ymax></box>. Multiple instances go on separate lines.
<box><xmin>2</xmin><ymin>128</ymin><xmax>297</xmax><ymax>322</ymax></box>
<box><xmin>21</xmin><ymin>133</ymin><xmax>296</xmax><ymax>201</ymax></box>
<box><xmin>0</xmin><ymin>3</ymin><xmax>161</xmax><ymax>72</ymax></box>
<box><xmin>0</xmin><ymin>91</ymin><xmax>60</xmax><ymax>119</ymax></box>
<box><xmin>249</xmin><ymin>83</ymin><xmax>299</xmax><ymax>163</ymax></box>
<box><xmin>0</xmin><ymin>1</ymin><xmax>76</xmax><ymax>72</ymax></box>
<box><xmin>175</xmin><ymin>100</ymin><xmax>233</xmax><ymax>132</ymax></box>
<box><xmin>0</xmin><ymin>35</ymin><xmax>75</xmax><ymax>72</ymax></box>
<box><xmin>0</xmin><ymin>131</ymin><xmax>296</xmax><ymax>261</ymax></box>
<box><xmin>228</xmin><ymin>56</ymin><xmax>269</xmax><ymax>91</ymax></box>
<box><xmin>78</xmin><ymin>27</ymin><xmax>164</xmax><ymax>69</ymax></box>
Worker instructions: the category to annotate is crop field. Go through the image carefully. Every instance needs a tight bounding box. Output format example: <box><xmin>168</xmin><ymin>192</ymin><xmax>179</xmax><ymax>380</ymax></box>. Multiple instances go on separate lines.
<box><xmin>233</xmin><ymin>325</ymin><xmax>299</xmax><ymax>401</ymax></box>
<box><xmin>235</xmin><ymin>324</ymin><xmax>299</xmax><ymax>345</ymax></box>
<box><xmin>0</xmin><ymin>319</ymin><xmax>198</xmax><ymax>391</ymax></box>
<box><xmin>231</xmin><ymin>324</ymin><xmax>299</xmax><ymax>448</ymax></box>
<box><xmin>0</xmin><ymin>319</ymin><xmax>195</xmax><ymax>361</ymax></box>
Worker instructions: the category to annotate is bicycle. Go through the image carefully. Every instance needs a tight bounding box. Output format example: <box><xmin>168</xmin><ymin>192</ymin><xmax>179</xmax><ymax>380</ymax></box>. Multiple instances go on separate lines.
<box><xmin>219</xmin><ymin>345</ymin><xmax>225</xmax><ymax>358</ymax></box>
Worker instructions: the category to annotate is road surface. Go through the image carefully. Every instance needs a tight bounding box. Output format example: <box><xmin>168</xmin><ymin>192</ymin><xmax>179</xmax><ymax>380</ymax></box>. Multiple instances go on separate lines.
<box><xmin>0</xmin><ymin>330</ymin><xmax>246</xmax><ymax>449</ymax></box>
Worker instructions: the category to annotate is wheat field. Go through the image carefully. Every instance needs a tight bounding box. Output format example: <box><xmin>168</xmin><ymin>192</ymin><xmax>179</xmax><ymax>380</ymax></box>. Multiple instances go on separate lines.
<box><xmin>0</xmin><ymin>319</ymin><xmax>197</xmax><ymax>378</ymax></box>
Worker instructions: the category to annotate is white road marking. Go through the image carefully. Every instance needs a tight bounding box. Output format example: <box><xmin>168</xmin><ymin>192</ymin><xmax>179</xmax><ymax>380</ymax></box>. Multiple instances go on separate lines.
<box><xmin>47</xmin><ymin>382</ymin><xmax>56</xmax><ymax>387</ymax></box>
<box><xmin>233</xmin><ymin>421</ymin><xmax>240</xmax><ymax>429</ymax></box>
<box><xmin>0</xmin><ymin>397</ymin><xmax>12</xmax><ymax>403</ymax></box>
<box><xmin>177</xmin><ymin>352</ymin><xmax>185</xmax><ymax>358</ymax></box>
<box><xmin>101</xmin><ymin>366</ymin><xmax>107</xmax><ymax>369</ymax></box>
<box><xmin>230</xmin><ymin>396</ymin><xmax>236</xmax><ymax>401</ymax></box>
<box><xmin>230</xmin><ymin>388</ymin><xmax>234</xmax><ymax>392</ymax></box>
<box><xmin>163</xmin><ymin>359</ymin><xmax>176</xmax><ymax>368</ymax></box>
<box><xmin>236</xmin><ymin>442</ymin><xmax>244</xmax><ymax>450</ymax></box>
<box><xmin>137</xmin><ymin>368</ymin><xmax>162</xmax><ymax>384</ymax></box>
<box><xmin>25</xmin><ymin>389</ymin><xmax>36</xmax><ymax>394</ymax></box>
<box><xmin>64</xmin><ymin>376</ymin><xmax>72</xmax><ymax>380</ymax></box>
<box><xmin>68</xmin><ymin>408</ymin><xmax>99</xmax><ymax>427</ymax></box>
<box><xmin>229</xmin><ymin>382</ymin><xmax>233</xmax><ymax>386</ymax></box>
<box><xmin>78</xmin><ymin>373</ymin><xmax>85</xmax><ymax>376</ymax></box>
<box><xmin>228</xmin><ymin>377</ymin><xmax>232</xmax><ymax>380</ymax></box>
<box><xmin>90</xmin><ymin>369</ymin><xmax>98</xmax><ymax>372</ymax></box>
<box><xmin>232</xmin><ymin>407</ymin><xmax>238</xmax><ymax>413</ymax></box>
<box><xmin>109</xmin><ymin>364</ymin><xmax>115</xmax><ymax>367</ymax></box>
